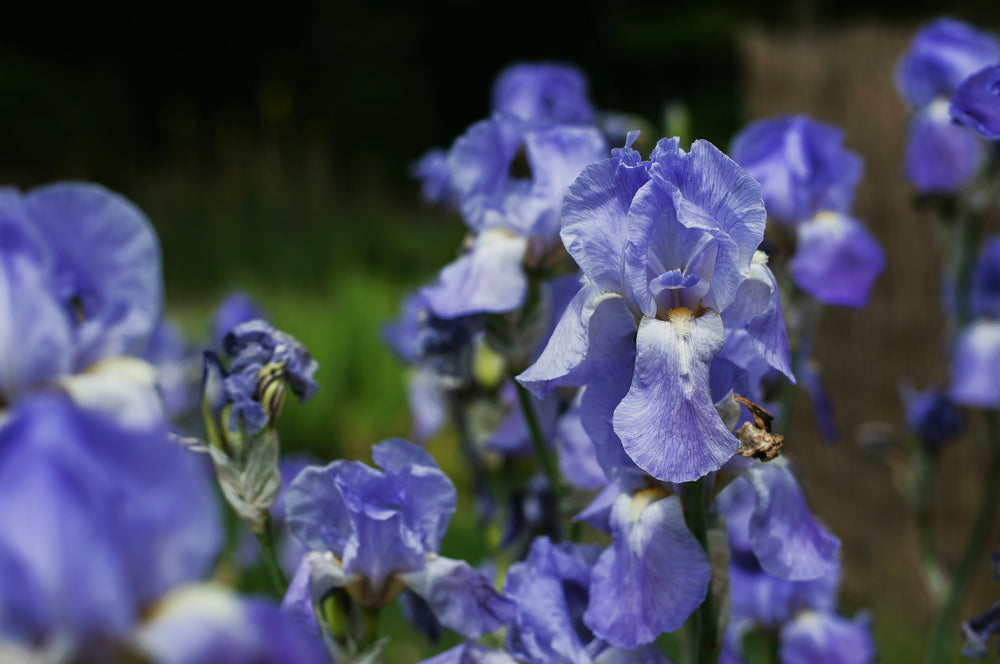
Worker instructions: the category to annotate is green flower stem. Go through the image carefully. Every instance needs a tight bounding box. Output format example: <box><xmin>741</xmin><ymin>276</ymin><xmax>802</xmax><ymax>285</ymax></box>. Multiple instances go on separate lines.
<box><xmin>911</xmin><ymin>443</ymin><xmax>950</xmax><ymax>608</ymax></box>
<box><xmin>253</xmin><ymin>511</ymin><xmax>289</xmax><ymax>595</ymax></box>
<box><xmin>925</xmin><ymin>409</ymin><xmax>1000</xmax><ymax>664</ymax></box>
<box><xmin>513</xmin><ymin>378</ymin><xmax>565</xmax><ymax>529</ymax></box>
<box><xmin>687</xmin><ymin>477</ymin><xmax>719</xmax><ymax>664</ymax></box>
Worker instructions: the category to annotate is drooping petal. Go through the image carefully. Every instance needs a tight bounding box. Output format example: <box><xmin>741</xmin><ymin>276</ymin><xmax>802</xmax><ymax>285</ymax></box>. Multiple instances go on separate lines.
<box><xmin>585</xmin><ymin>492</ymin><xmax>711</xmax><ymax>647</ymax></box>
<box><xmin>951</xmin><ymin>320</ymin><xmax>1000</xmax><ymax>407</ymax></box>
<box><xmin>25</xmin><ymin>183</ymin><xmax>162</xmax><ymax>366</ymax></box>
<box><xmin>904</xmin><ymin>99</ymin><xmax>985</xmax><ymax>193</ymax></box>
<box><xmin>951</xmin><ymin>64</ymin><xmax>1000</xmax><ymax>140</ymax></box>
<box><xmin>778</xmin><ymin>611</ymin><xmax>875</xmax><ymax>664</ymax></box>
<box><xmin>421</xmin><ymin>230</ymin><xmax>529</xmax><ymax>318</ymax></box>
<box><xmin>789</xmin><ymin>212</ymin><xmax>884</xmax><ymax>308</ymax></box>
<box><xmin>517</xmin><ymin>284</ymin><xmax>624</xmax><ymax>397</ymax></box>
<box><xmin>721</xmin><ymin>254</ymin><xmax>794</xmax><ymax>380</ymax></box>
<box><xmin>556</xmin><ymin>405</ymin><xmax>608</xmax><ymax>490</ymax></box>
<box><xmin>402</xmin><ymin>555</ymin><xmax>515</xmax><ymax>638</ymax></box>
<box><xmin>561</xmin><ymin>132</ymin><xmax>650</xmax><ymax>295</ymax></box>
<box><xmin>503</xmin><ymin>537</ymin><xmax>600</xmax><ymax>664</ymax></box>
<box><xmin>744</xmin><ymin>461</ymin><xmax>840</xmax><ymax>581</ymax></box>
<box><xmin>615</xmin><ymin>312</ymin><xmax>738</xmax><ymax>483</ymax></box>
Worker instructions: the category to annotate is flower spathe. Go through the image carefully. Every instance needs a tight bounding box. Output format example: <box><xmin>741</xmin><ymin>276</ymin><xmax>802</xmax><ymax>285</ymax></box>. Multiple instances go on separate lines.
<box><xmin>520</xmin><ymin>132</ymin><xmax>792</xmax><ymax>483</ymax></box>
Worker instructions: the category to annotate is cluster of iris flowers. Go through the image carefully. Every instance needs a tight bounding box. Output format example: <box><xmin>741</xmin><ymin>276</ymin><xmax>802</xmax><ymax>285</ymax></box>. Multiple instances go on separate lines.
<box><xmin>3</xmin><ymin>15</ymin><xmax>1000</xmax><ymax>664</ymax></box>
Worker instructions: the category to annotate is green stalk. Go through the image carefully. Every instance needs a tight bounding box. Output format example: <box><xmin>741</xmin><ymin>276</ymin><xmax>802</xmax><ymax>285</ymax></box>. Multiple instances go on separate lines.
<box><xmin>513</xmin><ymin>379</ymin><xmax>564</xmax><ymax>529</ymax></box>
<box><xmin>253</xmin><ymin>511</ymin><xmax>289</xmax><ymax>594</ymax></box>
<box><xmin>686</xmin><ymin>477</ymin><xmax>719</xmax><ymax>664</ymax></box>
<box><xmin>925</xmin><ymin>410</ymin><xmax>1000</xmax><ymax>664</ymax></box>
<box><xmin>911</xmin><ymin>443</ymin><xmax>950</xmax><ymax>608</ymax></box>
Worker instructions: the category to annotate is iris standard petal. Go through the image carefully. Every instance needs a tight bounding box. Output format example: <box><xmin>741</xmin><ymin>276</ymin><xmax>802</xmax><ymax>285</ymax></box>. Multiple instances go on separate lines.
<box><xmin>649</xmin><ymin>139</ymin><xmax>766</xmax><ymax>312</ymax></box>
<box><xmin>615</xmin><ymin>312</ymin><xmax>738</xmax><ymax>483</ymax></box>
<box><xmin>789</xmin><ymin>212</ymin><xmax>884</xmax><ymax>308</ymax></box>
<box><xmin>584</xmin><ymin>492</ymin><xmax>711</xmax><ymax>647</ymax></box>
<box><xmin>492</xmin><ymin>63</ymin><xmax>595</xmax><ymax>126</ymax></box>
<box><xmin>561</xmin><ymin>132</ymin><xmax>651</xmax><ymax>294</ymax></box>
<box><xmin>402</xmin><ymin>555</ymin><xmax>515</xmax><ymax>638</ymax></box>
<box><xmin>25</xmin><ymin>182</ymin><xmax>162</xmax><ymax>366</ymax></box>
<box><xmin>421</xmin><ymin>230</ymin><xmax>529</xmax><ymax>318</ymax></box>
<box><xmin>419</xmin><ymin>642</ymin><xmax>521</xmax><ymax>664</ymax></box>
<box><xmin>285</xmin><ymin>463</ymin><xmax>354</xmax><ymax>557</ymax></box>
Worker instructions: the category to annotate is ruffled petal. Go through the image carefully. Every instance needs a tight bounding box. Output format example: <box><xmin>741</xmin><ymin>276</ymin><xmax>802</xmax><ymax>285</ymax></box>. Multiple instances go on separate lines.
<box><xmin>25</xmin><ymin>182</ymin><xmax>162</xmax><ymax>366</ymax></box>
<box><xmin>790</xmin><ymin>212</ymin><xmax>884</xmax><ymax>308</ymax></box>
<box><xmin>419</xmin><ymin>642</ymin><xmax>521</xmax><ymax>664</ymax></box>
<box><xmin>615</xmin><ymin>312</ymin><xmax>738</xmax><ymax>483</ymax></box>
<box><xmin>722</xmin><ymin>255</ymin><xmax>794</xmax><ymax>380</ymax></box>
<box><xmin>561</xmin><ymin>132</ymin><xmax>650</xmax><ymax>294</ymax></box>
<box><xmin>744</xmin><ymin>461</ymin><xmax>840</xmax><ymax>581</ymax></box>
<box><xmin>421</xmin><ymin>230</ymin><xmax>529</xmax><ymax>318</ymax></box>
<box><xmin>402</xmin><ymin>555</ymin><xmax>515</xmax><ymax>638</ymax></box>
<box><xmin>585</xmin><ymin>492</ymin><xmax>710</xmax><ymax>647</ymax></box>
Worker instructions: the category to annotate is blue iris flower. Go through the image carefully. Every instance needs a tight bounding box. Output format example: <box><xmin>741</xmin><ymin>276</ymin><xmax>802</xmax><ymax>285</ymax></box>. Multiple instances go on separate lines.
<box><xmin>896</xmin><ymin>19</ymin><xmax>1000</xmax><ymax>193</ymax></box>
<box><xmin>283</xmin><ymin>438</ymin><xmax>514</xmax><ymax>638</ymax></box>
<box><xmin>0</xmin><ymin>183</ymin><xmax>164</xmax><ymax>420</ymax></box>
<box><xmin>519</xmin><ymin>132</ymin><xmax>792</xmax><ymax>484</ymax></box>
<box><xmin>730</xmin><ymin>115</ymin><xmax>884</xmax><ymax>308</ymax></box>
<box><xmin>952</xmin><ymin>237</ymin><xmax>1000</xmax><ymax>407</ymax></box>
<box><xmin>951</xmin><ymin>64</ymin><xmax>1000</xmax><ymax>140</ymax></box>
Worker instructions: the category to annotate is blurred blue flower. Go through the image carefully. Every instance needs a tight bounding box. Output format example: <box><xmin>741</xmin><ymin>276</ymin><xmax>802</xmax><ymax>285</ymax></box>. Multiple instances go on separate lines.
<box><xmin>905</xmin><ymin>98</ymin><xmax>986</xmax><ymax>193</ymax></box>
<box><xmin>0</xmin><ymin>394</ymin><xmax>221</xmax><ymax>658</ymax></box>
<box><xmin>901</xmin><ymin>384</ymin><xmax>964</xmax><ymax>454</ymax></box>
<box><xmin>492</xmin><ymin>62</ymin><xmax>596</xmax><ymax>127</ymax></box>
<box><xmin>896</xmin><ymin>18</ymin><xmax>1000</xmax><ymax>108</ymax></box>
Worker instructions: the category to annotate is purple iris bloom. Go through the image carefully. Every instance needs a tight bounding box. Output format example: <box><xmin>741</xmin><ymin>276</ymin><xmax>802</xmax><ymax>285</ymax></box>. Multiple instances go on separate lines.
<box><xmin>962</xmin><ymin>601</ymin><xmax>1000</xmax><ymax>659</ymax></box>
<box><xmin>520</xmin><ymin>133</ymin><xmax>792</xmax><ymax>484</ymax></box>
<box><xmin>896</xmin><ymin>19</ymin><xmax>999</xmax><ymax>193</ymax></box>
<box><xmin>730</xmin><ymin>116</ymin><xmax>884</xmax><ymax>308</ymax></box>
<box><xmin>951</xmin><ymin>64</ymin><xmax>1000</xmax><ymax>140</ymax></box>
<box><xmin>896</xmin><ymin>18</ymin><xmax>1000</xmax><ymax>108</ymax></box>
<box><xmin>284</xmin><ymin>439</ymin><xmax>514</xmax><ymax>638</ymax></box>
<box><xmin>420</xmin><ymin>115</ymin><xmax>607</xmax><ymax>318</ymax></box>
<box><xmin>0</xmin><ymin>183</ymin><xmax>163</xmax><ymax>409</ymax></box>
<box><xmin>0</xmin><ymin>394</ymin><xmax>220</xmax><ymax>657</ymax></box>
